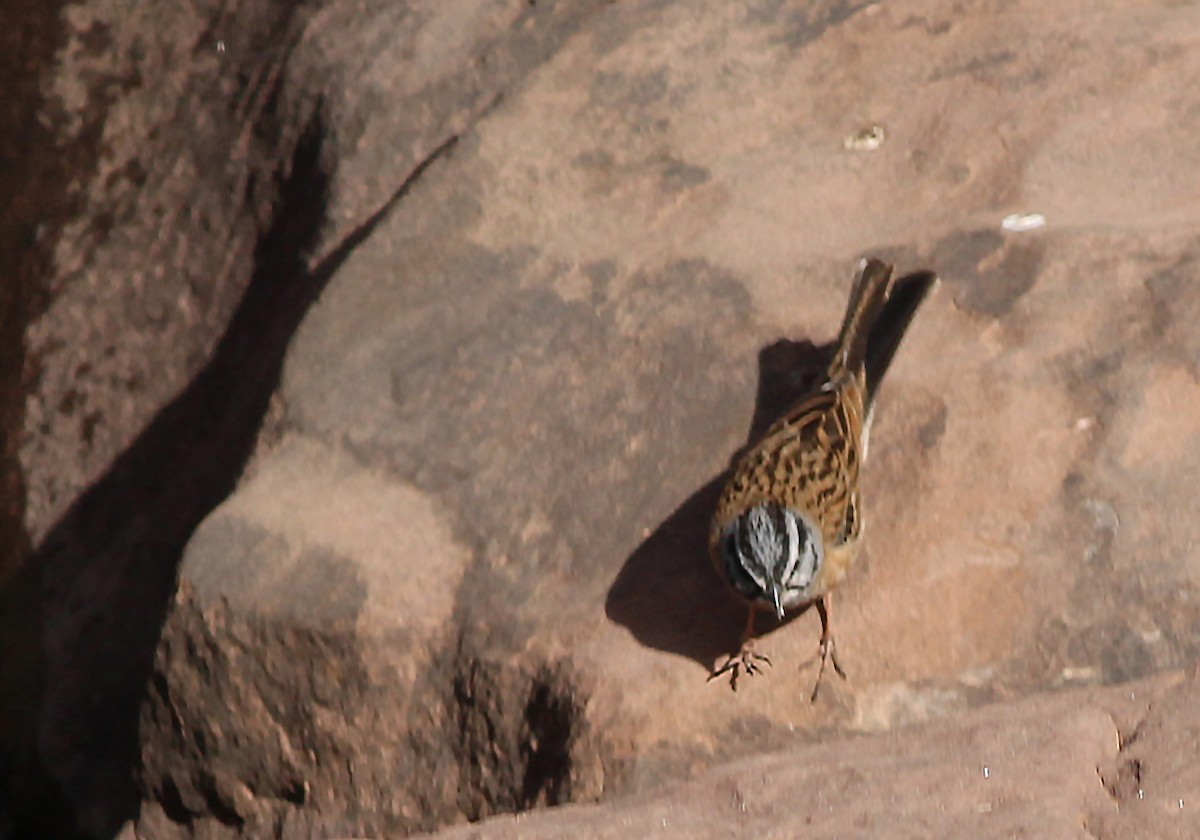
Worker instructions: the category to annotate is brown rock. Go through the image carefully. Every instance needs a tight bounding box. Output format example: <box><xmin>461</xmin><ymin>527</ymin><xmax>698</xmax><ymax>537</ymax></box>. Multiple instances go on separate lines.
<box><xmin>420</xmin><ymin>673</ymin><xmax>1198</xmax><ymax>839</ymax></box>
<box><xmin>1093</xmin><ymin>670</ymin><xmax>1200</xmax><ymax>839</ymax></box>
<box><xmin>139</xmin><ymin>439</ymin><xmax>476</xmax><ymax>836</ymax></box>
<box><xmin>6</xmin><ymin>0</ymin><xmax>1200</xmax><ymax>836</ymax></box>
<box><xmin>143</xmin><ymin>0</ymin><xmax>1200</xmax><ymax>833</ymax></box>
<box><xmin>3</xmin><ymin>0</ymin><xmax>610</xmax><ymax>835</ymax></box>
<box><xmin>3</xmin><ymin>0</ymin><xmax>320</xmax><ymax>832</ymax></box>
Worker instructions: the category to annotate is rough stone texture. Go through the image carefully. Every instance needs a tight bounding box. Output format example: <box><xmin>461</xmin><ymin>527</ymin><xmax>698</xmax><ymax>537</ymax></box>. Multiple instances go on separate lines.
<box><xmin>3</xmin><ymin>0</ymin><xmax>610</xmax><ymax>837</ymax></box>
<box><xmin>6</xmin><ymin>0</ymin><xmax>1200</xmax><ymax>837</ymax></box>
<box><xmin>421</xmin><ymin>673</ymin><xmax>1199</xmax><ymax>840</ymax></box>
<box><xmin>0</xmin><ymin>3</ymin><xmax>61</xmax><ymax>826</ymax></box>
<box><xmin>141</xmin><ymin>0</ymin><xmax>1200</xmax><ymax>834</ymax></box>
<box><xmin>137</xmin><ymin>439</ymin><xmax>477</xmax><ymax>837</ymax></box>
<box><xmin>2</xmin><ymin>0</ymin><xmax>334</xmax><ymax>832</ymax></box>
<box><xmin>22</xmin><ymin>0</ymin><xmax>304</xmax><ymax>542</ymax></box>
<box><xmin>1094</xmin><ymin>671</ymin><xmax>1200</xmax><ymax>839</ymax></box>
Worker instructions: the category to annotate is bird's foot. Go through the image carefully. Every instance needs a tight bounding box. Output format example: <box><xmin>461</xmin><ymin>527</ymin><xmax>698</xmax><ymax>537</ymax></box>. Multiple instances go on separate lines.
<box><xmin>802</xmin><ymin>634</ymin><xmax>848</xmax><ymax>702</ymax></box>
<box><xmin>708</xmin><ymin>644</ymin><xmax>772</xmax><ymax>692</ymax></box>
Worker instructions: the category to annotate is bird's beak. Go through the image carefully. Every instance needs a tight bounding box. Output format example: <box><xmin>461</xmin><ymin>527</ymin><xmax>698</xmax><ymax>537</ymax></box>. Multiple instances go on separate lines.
<box><xmin>770</xmin><ymin>582</ymin><xmax>786</xmax><ymax>621</ymax></box>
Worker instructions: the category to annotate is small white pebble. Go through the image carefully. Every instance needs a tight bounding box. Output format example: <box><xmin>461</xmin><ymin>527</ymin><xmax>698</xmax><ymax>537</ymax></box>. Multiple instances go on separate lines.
<box><xmin>1001</xmin><ymin>212</ymin><xmax>1046</xmax><ymax>232</ymax></box>
<box><xmin>983</xmin><ymin>766</ymin><xmax>990</xmax><ymax>779</ymax></box>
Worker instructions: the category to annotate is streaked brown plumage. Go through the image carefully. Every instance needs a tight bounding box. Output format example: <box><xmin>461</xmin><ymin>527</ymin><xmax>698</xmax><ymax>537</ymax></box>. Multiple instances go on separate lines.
<box><xmin>709</xmin><ymin>258</ymin><xmax>937</xmax><ymax>697</ymax></box>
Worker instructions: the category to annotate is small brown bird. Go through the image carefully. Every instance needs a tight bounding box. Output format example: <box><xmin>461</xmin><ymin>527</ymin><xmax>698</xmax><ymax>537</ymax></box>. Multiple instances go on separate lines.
<box><xmin>709</xmin><ymin>258</ymin><xmax>937</xmax><ymax>698</ymax></box>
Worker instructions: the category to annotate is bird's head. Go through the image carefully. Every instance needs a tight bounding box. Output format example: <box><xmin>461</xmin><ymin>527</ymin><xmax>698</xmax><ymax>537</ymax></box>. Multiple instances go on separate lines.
<box><xmin>718</xmin><ymin>502</ymin><xmax>823</xmax><ymax>619</ymax></box>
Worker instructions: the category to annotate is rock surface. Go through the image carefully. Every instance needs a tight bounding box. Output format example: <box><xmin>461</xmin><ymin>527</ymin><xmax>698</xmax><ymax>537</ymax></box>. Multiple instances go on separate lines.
<box><xmin>5</xmin><ymin>0</ymin><xmax>1200</xmax><ymax>837</ymax></box>
<box><xmin>420</xmin><ymin>672</ymin><xmax>1200</xmax><ymax>840</ymax></box>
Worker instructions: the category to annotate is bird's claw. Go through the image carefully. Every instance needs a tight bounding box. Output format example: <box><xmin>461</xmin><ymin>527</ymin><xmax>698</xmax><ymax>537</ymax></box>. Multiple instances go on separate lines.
<box><xmin>709</xmin><ymin>647</ymin><xmax>772</xmax><ymax>692</ymax></box>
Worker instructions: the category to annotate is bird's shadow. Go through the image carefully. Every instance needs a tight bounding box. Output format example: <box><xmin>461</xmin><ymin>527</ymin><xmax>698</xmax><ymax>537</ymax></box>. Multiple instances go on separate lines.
<box><xmin>605</xmin><ymin>337</ymin><xmax>837</xmax><ymax>671</ymax></box>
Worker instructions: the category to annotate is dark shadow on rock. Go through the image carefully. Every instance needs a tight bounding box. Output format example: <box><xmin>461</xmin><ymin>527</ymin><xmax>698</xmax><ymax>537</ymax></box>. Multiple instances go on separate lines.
<box><xmin>0</xmin><ymin>94</ymin><xmax>455</xmax><ymax>836</ymax></box>
<box><xmin>0</xmin><ymin>0</ymin><xmax>62</xmax><ymax>583</ymax></box>
<box><xmin>0</xmin><ymin>102</ymin><xmax>331</xmax><ymax>840</ymax></box>
<box><xmin>0</xmin><ymin>0</ymin><xmax>65</xmax><ymax>832</ymax></box>
<box><xmin>606</xmin><ymin>338</ymin><xmax>835</xmax><ymax>671</ymax></box>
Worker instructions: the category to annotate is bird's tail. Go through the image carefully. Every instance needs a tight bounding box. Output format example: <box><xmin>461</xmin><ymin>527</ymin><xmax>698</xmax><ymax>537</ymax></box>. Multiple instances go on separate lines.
<box><xmin>830</xmin><ymin>258</ymin><xmax>938</xmax><ymax>410</ymax></box>
<box><xmin>830</xmin><ymin>258</ymin><xmax>893</xmax><ymax>380</ymax></box>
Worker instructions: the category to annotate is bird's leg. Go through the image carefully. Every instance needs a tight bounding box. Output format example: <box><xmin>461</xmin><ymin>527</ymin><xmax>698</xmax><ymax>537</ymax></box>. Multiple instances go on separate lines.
<box><xmin>709</xmin><ymin>605</ymin><xmax>772</xmax><ymax>691</ymax></box>
<box><xmin>807</xmin><ymin>594</ymin><xmax>848</xmax><ymax>702</ymax></box>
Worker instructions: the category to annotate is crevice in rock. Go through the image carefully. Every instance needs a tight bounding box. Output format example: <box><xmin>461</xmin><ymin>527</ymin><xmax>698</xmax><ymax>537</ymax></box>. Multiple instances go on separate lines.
<box><xmin>154</xmin><ymin>770</ymin><xmax>248</xmax><ymax>833</ymax></box>
<box><xmin>1118</xmin><ymin>720</ymin><xmax>1145</xmax><ymax>751</ymax></box>
<box><xmin>451</xmin><ymin>647</ymin><xmax>589</xmax><ymax>824</ymax></box>
<box><xmin>519</xmin><ymin>672</ymin><xmax>580</xmax><ymax>810</ymax></box>
<box><xmin>1097</xmin><ymin>705</ymin><xmax>1154</xmax><ymax>815</ymax></box>
<box><xmin>199</xmin><ymin>771</ymin><xmax>248</xmax><ymax>831</ymax></box>
<box><xmin>280</xmin><ymin>778</ymin><xmax>308</xmax><ymax>806</ymax></box>
<box><xmin>158</xmin><ymin>776</ymin><xmax>195</xmax><ymax>827</ymax></box>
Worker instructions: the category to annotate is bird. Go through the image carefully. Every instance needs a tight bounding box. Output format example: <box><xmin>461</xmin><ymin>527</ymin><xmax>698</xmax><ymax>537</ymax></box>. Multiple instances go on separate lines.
<box><xmin>708</xmin><ymin>257</ymin><xmax>937</xmax><ymax>698</ymax></box>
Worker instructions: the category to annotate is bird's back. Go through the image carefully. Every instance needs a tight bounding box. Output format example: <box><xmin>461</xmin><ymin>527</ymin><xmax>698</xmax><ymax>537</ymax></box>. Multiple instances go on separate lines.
<box><xmin>710</xmin><ymin>368</ymin><xmax>867</xmax><ymax>576</ymax></box>
<box><xmin>709</xmin><ymin>258</ymin><xmax>898</xmax><ymax>591</ymax></box>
